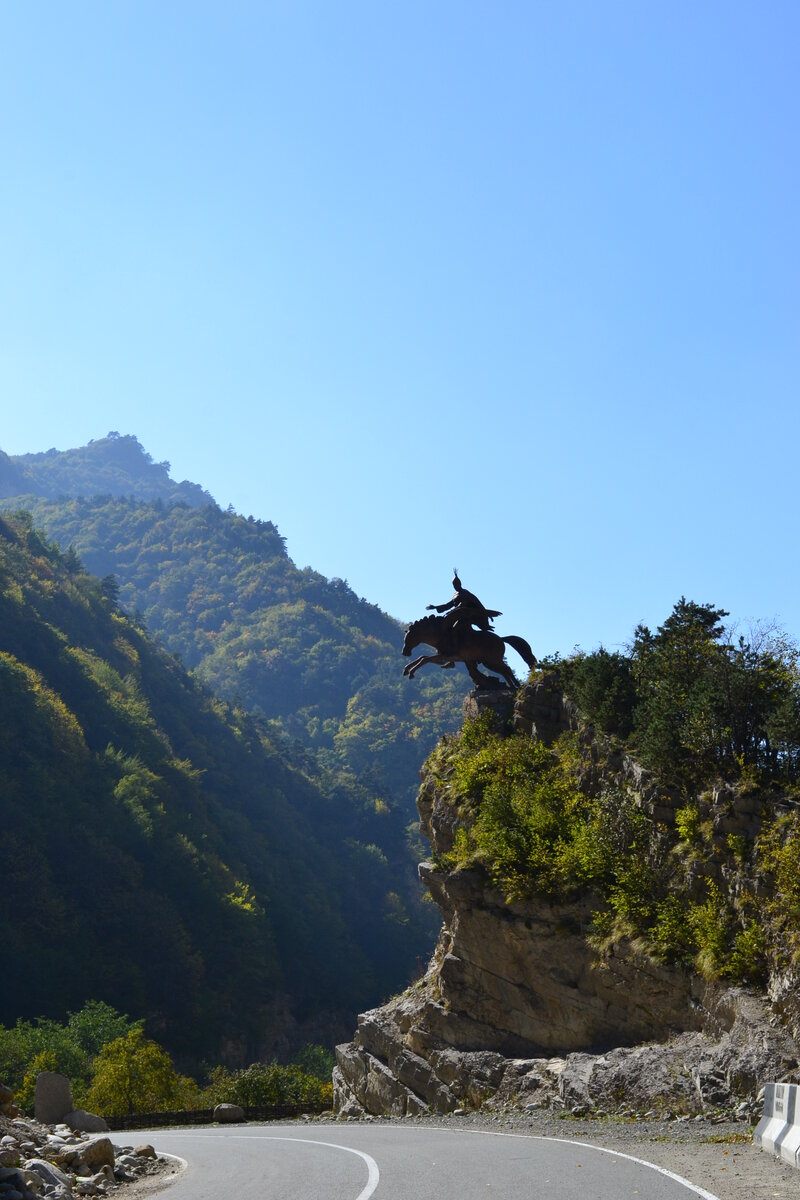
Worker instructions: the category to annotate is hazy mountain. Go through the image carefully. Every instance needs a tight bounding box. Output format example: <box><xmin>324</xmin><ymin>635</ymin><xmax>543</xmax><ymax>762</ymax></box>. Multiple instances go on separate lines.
<box><xmin>2</xmin><ymin>432</ymin><xmax>212</xmax><ymax>506</ymax></box>
<box><xmin>2</xmin><ymin>434</ymin><xmax>464</xmax><ymax>817</ymax></box>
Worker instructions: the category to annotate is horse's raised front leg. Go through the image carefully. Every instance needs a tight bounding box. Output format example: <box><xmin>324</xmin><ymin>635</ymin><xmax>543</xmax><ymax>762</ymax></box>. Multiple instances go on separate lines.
<box><xmin>403</xmin><ymin>654</ymin><xmax>429</xmax><ymax>676</ymax></box>
<box><xmin>407</xmin><ymin>654</ymin><xmax>448</xmax><ymax>679</ymax></box>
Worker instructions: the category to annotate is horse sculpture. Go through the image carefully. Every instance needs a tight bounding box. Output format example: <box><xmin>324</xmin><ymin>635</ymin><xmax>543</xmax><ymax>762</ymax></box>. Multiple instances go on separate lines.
<box><xmin>402</xmin><ymin>614</ymin><xmax>536</xmax><ymax>690</ymax></box>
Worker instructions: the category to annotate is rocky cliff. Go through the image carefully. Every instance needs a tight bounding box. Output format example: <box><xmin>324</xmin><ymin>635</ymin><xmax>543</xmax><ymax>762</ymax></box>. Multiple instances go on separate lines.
<box><xmin>334</xmin><ymin>676</ymin><xmax>800</xmax><ymax>1118</ymax></box>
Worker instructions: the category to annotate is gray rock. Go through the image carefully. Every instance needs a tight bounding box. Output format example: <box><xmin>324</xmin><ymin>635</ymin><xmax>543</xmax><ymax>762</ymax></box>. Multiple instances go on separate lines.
<box><xmin>79</xmin><ymin>1138</ymin><xmax>114</xmax><ymax>1171</ymax></box>
<box><xmin>63</xmin><ymin>1112</ymin><xmax>108</xmax><ymax>1135</ymax></box>
<box><xmin>213</xmin><ymin>1103</ymin><xmax>245</xmax><ymax>1123</ymax></box>
<box><xmin>33</xmin><ymin>1074</ymin><xmax>73</xmax><ymax>1126</ymax></box>
<box><xmin>20</xmin><ymin>1159</ymin><xmax>72</xmax><ymax>1190</ymax></box>
<box><xmin>0</xmin><ymin>1167</ymin><xmax>26</xmax><ymax>1185</ymax></box>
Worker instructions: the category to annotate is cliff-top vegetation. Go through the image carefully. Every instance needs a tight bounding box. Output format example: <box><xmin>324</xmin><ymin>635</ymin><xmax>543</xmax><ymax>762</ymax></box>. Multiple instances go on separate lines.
<box><xmin>429</xmin><ymin>598</ymin><xmax>800</xmax><ymax>990</ymax></box>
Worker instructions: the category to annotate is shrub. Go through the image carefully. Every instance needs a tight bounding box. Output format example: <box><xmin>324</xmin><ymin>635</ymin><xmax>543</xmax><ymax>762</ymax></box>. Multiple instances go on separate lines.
<box><xmin>202</xmin><ymin>1060</ymin><xmax>332</xmax><ymax>1109</ymax></box>
<box><xmin>86</xmin><ymin>1028</ymin><xmax>198</xmax><ymax>1117</ymax></box>
<box><xmin>444</xmin><ymin>722</ymin><xmax>612</xmax><ymax>901</ymax></box>
<box><xmin>560</xmin><ymin>649</ymin><xmax>636</xmax><ymax>737</ymax></box>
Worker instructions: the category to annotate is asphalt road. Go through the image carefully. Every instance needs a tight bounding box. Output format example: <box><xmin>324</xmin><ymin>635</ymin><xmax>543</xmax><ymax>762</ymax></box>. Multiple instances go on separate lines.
<box><xmin>136</xmin><ymin>1122</ymin><xmax>722</xmax><ymax>1200</ymax></box>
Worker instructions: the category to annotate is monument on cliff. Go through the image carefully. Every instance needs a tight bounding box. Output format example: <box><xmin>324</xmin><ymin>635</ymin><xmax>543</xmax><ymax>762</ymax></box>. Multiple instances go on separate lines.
<box><xmin>402</xmin><ymin>572</ymin><xmax>536</xmax><ymax>690</ymax></box>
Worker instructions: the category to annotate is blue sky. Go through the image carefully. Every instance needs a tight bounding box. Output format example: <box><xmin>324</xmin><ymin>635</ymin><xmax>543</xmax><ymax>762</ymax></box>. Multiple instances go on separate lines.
<box><xmin>1</xmin><ymin>2</ymin><xmax>798</xmax><ymax>657</ymax></box>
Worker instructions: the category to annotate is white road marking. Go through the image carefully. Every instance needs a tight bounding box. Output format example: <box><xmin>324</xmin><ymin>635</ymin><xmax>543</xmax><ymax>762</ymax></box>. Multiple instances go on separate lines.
<box><xmin>258</xmin><ymin>1136</ymin><xmax>380</xmax><ymax>1200</ymax></box>
<box><xmin>161</xmin><ymin>1131</ymin><xmax>380</xmax><ymax>1200</ymax></box>
<box><xmin>429</xmin><ymin>1126</ymin><xmax>722</xmax><ymax>1200</ymax></box>
<box><xmin>538</xmin><ymin>1136</ymin><xmax>722</xmax><ymax>1200</ymax></box>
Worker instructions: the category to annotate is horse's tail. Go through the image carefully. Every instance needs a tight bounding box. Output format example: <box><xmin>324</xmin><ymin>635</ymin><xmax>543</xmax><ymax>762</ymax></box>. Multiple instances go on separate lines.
<box><xmin>503</xmin><ymin>635</ymin><xmax>537</xmax><ymax>669</ymax></box>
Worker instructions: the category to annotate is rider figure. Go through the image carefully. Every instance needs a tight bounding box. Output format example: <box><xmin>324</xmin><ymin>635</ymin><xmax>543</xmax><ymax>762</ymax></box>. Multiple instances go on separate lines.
<box><xmin>426</xmin><ymin>572</ymin><xmax>500</xmax><ymax>655</ymax></box>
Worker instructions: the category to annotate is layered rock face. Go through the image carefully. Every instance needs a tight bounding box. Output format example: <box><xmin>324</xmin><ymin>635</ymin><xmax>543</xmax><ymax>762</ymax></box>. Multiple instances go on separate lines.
<box><xmin>334</xmin><ymin>679</ymin><xmax>800</xmax><ymax>1118</ymax></box>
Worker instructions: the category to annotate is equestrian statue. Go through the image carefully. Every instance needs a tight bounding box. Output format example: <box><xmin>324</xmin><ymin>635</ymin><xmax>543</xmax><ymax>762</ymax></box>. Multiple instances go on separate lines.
<box><xmin>402</xmin><ymin>571</ymin><xmax>536</xmax><ymax>690</ymax></box>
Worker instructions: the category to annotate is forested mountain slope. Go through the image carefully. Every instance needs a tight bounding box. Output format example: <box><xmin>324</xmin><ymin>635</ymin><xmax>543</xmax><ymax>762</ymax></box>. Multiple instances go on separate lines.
<box><xmin>0</xmin><ymin>512</ymin><xmax>432</xmax><ymax>1064</ymax></box>
<box><xmin>1</xmin><ymin>434</ymin><xmax>463</xmax><ymax>816</ymax></box>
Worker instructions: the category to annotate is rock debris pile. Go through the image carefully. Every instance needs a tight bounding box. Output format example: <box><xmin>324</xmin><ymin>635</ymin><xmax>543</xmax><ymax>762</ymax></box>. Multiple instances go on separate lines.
<box><xmin>0</xmin><ymin>1082</ymin><xmax>165</xmax><ymax>1200</ymax></box>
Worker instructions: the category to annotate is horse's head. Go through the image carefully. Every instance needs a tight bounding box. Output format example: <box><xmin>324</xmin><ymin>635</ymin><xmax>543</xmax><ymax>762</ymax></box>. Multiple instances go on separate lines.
<box><xmin>401</xmin><ymin>623</ymin><xmax>416</xmax><ymax>656</ymax></box>
<box><xmin>402</xmin><ymin>614</ymin><xmax>437</xmax><ymax>657</ymax></box>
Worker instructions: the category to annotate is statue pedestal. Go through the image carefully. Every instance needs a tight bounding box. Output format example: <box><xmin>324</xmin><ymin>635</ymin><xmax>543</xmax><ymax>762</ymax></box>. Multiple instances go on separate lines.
<box><xmin>462</xmin><ymin>687</ymin><xmax>515</xmax><ymax>727</ymax></box>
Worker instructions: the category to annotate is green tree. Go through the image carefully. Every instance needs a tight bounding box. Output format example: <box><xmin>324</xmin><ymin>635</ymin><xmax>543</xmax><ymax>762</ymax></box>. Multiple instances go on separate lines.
<box><xmin>66</xmin><ymin>1000</ymin><xmax>141</xmax><ymax>1059</ymax></box>
<box><xmin>632</xmin><ymin>598</ymin><xmax>729</xmax><ymax>786</ymax></box>
<box><xmin>291</xmin><ymin>1043</ymin><xmax>336</xmax><ymax>1081</ymax></box>
<box><xmin>86</xmin><ymin>1028</ymin><xmax>197</xmax><ymax>1116</ymax></box>
<box><xmin>560</xmin><ymin>648</ymin><xmax>635</xmax><ymax>736</ymax></box>
<box><xmin>630</xmin><ymin>602</ymin><xmax>800</xmax><ymax>787</ymax></box>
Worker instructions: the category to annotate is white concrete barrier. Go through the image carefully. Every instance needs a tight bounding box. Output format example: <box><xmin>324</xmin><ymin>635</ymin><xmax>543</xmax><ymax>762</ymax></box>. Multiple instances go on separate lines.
<box><xmin>753</xmin><ymin>1082</ymin><xmax>800</xmax><ymax>1166</ymax></box>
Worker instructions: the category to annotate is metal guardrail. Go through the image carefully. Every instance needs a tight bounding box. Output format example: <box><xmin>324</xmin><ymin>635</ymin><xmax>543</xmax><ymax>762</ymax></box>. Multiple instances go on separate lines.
<box><xmin>105</xmin><ymin>1101</ymin><xmax>329</xmax><ymax>1131</ymax></box>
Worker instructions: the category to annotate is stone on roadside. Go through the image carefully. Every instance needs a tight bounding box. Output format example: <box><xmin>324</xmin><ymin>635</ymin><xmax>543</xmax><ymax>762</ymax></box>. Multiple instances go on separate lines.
<box><xmin>33</xmin><ymin>1073</ymin><xmax>74</xmax><ymax>1126</ymax></box>
<box><xmin>20</xmin><ymin>1158</ymin><xmax>72</xmax><ymax>1191</ymax></box>
<box><xmin>133</xmin><ymin>1144</ymin><xmax>156</xmax><ymax>1159</ymax></box>
<box><xmin>64</xmin><ymin>1111</ymin><xmax>108</xmax><ymax>1134</ymax></box>
<box><xmin>213</xmin><ymin>1103</ymin><xmax>245</xmax><ymax>1123</ymax></box>
<box><xmin>80</xmin><ymin>1137</ymin><xmax>115</xmax><ymax>1171</ymax></box>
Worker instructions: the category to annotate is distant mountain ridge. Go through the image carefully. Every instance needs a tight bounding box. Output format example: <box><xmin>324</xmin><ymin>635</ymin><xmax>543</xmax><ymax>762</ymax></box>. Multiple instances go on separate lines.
<box><xmin>0</xmin><ymin>433</ymin><xmax>463</xmax><ymax>817</ymax></box>
<box><xmin>1</xmin><ymin>433</ymin><xmax>213</xmax><ymax>507</ymax></box>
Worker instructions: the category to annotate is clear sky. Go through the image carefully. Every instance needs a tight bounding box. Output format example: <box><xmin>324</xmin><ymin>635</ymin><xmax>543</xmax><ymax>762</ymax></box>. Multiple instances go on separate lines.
<box><xmin>1</xmin><ymin>2</ymin><xmax>798</xmax><ymax>657</ymax></box>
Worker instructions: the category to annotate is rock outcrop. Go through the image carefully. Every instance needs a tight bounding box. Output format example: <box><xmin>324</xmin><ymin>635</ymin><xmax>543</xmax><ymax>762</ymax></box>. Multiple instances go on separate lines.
<box><xmin>34</xmin><ymin>1074</ymin><xmax>109</xmax><ymax>1135</ymax></box>
<box><xmin>334</xmin><ymin>678</ymin><xmax>800</xmax><ymax>1119</ymax></box>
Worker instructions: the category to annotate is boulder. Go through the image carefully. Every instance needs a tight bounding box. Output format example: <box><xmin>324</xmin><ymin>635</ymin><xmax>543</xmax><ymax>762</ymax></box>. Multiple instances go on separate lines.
<box><xmin>213</xmin><ymin>1103</ymin><xmax>245</xmax><ymax>1123</ymax></box>
<box><xmin>21</xmin><ymin>1158</ymin><xmax>72</xmax><ymax>1190</ymax></box>
<box><xmin>63</xmin><ymin>1111</ymin><xmax>108</xmax><ymax>1134</ymax></box>
<box><xmin>79</xmin><ymin>1137</ymin><xmax>115</xmax><ymax>1170</ymax></box>
<box><xmin>0</xmin><ymin>1081</ymin><xmax>17</xmax><ymax>1119</ymax></box>
<box><xmin>134</xmin><ymin>1144</ymin><xmax>156</xmax><ymax>1159</ymax></box>
<box><xmin>0</xmin><ymin>1165</ymin><xmax>30</xmax><ymax>1199</ymax></box>
<box><xmin>33</xmin><ymin>1073</ymin><xmax>73</xmax><ymax>1126</ymax></box>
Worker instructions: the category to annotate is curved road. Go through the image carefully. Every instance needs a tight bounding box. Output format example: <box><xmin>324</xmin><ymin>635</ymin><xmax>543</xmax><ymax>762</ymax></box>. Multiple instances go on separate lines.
<box><xmin>136</xmin><ymin>1123</ymin><xmax>721</xmax><ymax>1200</ymax></box>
